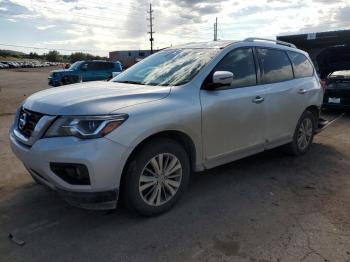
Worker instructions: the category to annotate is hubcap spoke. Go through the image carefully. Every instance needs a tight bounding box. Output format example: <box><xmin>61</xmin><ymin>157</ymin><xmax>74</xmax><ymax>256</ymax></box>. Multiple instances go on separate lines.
<box><xmin>166</xmin><ymin>179</ymin><xmax>180</xmax><ymax>188</ymax></box>
<box><xmin>165</xmin><ymin>163</ymin><xmax>181</xmax><ymax>176</ymax></box>
<box><xmin>164</xmin><ymin>181</ymin><xmax>176</xmax><ymax>196</ymax></box>
<box><xmin>167</xmin><ymin>173</ymin><xmax>182</xmax><ymax>179</ymax></box>
<box><xmin>150</xmin><ymin>158</ymin><xmax>161</xmax><ymax>175</ymax></box>
<box><xmin>157</xmin><ymin>154</ymin><xmax>164</xmax><ymax>173</ymax></box>
<box><xmin>165</xmin><ymin>157</ymin><xmax>178</xmax><ymax>174</ymax></box>
<box><xmin>139</xmin><ymin>180</ymin><xmax>157</xmax><ymax>191</ymax></box>
<box><xmin>144</xmin><ymin>167</ymin><xmax>157</xmax><ymax>177</ymax></box>
<box><xmin>140</xmin><ymin>175</ymin><xmax>156</xmax><ymax>183</ymax></box>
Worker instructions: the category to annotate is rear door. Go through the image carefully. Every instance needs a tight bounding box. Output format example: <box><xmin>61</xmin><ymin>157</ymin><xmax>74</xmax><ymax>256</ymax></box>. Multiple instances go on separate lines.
<box><xmin>257</xmin><ymin>48</ymin><xmax>312</xmax><ymax>148</ymax></box>
<box><xmin>287</xmin><ymin>51</ymin><xmax>318</xmax><ymax>111</ymax></box>
<box><xmin>200</xmin><ymin>47</ymin><xmax>266</xmax><ymax>167</ymax></box>
<box><xmin>95</xmin><ymin>62</ymin><xmax>114</xmax><ymax>80</ymax></box>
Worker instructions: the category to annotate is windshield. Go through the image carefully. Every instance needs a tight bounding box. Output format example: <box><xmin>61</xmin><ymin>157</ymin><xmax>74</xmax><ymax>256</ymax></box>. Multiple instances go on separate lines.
<box><xmin>69</xmin><ymin>61</ymin><xmax>83</xmax><ymax>70</ymax></box>
<box><xmin>112</xmin><ymin>49</ymin><xmax>219</xmax><ymax>86</ymax></box>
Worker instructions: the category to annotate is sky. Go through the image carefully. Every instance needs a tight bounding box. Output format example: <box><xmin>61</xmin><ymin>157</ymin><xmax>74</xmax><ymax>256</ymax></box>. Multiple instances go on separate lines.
<box><xmin>0</xmin><ymin>0</ymin><xmax>349</xmax><ymax>56</ymax></box>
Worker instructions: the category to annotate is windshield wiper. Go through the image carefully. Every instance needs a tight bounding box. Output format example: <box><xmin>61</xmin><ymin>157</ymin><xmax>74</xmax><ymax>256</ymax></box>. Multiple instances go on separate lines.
<box><xmin>115</xmin><ymin>80</ymin><xmax>145</xmax><ymax>85</ymax></box>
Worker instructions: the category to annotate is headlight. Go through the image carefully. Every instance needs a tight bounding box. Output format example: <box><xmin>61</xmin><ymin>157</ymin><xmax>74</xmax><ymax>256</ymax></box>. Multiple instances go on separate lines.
<box><xmin>44</xmin><ymin>114</ymin><xmax>128</xmax><ymax>139</ymax></box>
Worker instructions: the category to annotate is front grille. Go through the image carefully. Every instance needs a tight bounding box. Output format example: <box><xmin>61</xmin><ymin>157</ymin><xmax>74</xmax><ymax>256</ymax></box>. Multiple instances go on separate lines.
<box><xmin>18</xmin><ymin>108</ymin><xmax>44</xmax><ymax>138</ymax></box>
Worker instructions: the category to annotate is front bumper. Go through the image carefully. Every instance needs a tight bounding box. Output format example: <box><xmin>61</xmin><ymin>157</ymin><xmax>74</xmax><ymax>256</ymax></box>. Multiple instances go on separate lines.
<box><xmin>48</xmin><ymin>77</ymin><xmax>59</xmax><ymax>87</ymax></box>
<box><xmin>10</xmin><ymin>132</ymin><xmax>131</xmax><ymax>210</ymax></box>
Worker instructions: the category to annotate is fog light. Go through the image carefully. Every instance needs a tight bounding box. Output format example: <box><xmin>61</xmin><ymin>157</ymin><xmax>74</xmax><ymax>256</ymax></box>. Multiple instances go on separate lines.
<box><xmin>50</xmin><ymin>163</ymin><xmax>90</xmax><ymax>185</ymax></box>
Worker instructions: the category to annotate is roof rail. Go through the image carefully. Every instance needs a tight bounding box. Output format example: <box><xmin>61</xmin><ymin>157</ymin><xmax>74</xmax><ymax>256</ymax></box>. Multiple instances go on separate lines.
<box><xmin>244</xmin><ymin>37</ymin><xmax>297</xmax><ymax>48</ymax></box>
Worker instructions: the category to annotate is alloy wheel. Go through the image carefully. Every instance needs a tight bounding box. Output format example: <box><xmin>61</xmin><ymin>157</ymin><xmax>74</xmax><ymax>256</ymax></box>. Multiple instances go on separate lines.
<box><xmin>138</xmin><ymin>153</ymin><xmax>182</xmax><ymax>206</ymax></box>
<box><xmin>297</xmin><ymin>118</ymin><xmax>313</xmax><ymax>151</ymax></box>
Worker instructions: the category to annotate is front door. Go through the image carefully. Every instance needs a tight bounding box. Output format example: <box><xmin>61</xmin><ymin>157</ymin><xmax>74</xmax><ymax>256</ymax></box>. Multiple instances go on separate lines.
<box><xmin>79</xmin><ymin>62</ymin><xmax>94</xmax><ymax>81</ymax></box>
<box><xmin>200</xmin><ymin>48</ymin><xmax>266</xmax><ymax>168</ymax></box>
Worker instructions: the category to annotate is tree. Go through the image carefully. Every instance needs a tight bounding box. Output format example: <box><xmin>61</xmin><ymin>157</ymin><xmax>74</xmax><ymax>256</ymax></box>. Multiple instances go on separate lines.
<box><xmin>46</xmin><ymin>50</ymin><xmax>61</xmax><ymax>62</ymax></box>
<box><xmin>28</xmin><ymin>52</ymin><xmax>40</xmax><ymax>59</ymax></box>
<box><xmin>69</xmin><ymin>52</ymin><xmax>87</xmax><ymax>63</ymax></box>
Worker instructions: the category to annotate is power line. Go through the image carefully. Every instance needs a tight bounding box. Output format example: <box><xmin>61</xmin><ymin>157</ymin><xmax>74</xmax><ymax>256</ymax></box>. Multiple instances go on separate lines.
<box><xmin>147</xmin><ymin>3</ymin><xmax>155</xmax><ymax>54</ymax></box>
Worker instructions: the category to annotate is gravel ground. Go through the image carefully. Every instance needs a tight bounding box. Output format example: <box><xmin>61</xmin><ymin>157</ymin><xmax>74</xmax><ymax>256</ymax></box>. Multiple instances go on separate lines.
<box><xmin>0</xmin><ymin>68</ymin><xmax>350</xmax><ymax>262</ymax></box>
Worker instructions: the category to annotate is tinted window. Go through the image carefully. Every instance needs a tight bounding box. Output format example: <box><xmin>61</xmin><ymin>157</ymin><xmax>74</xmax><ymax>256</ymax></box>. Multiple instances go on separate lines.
<box><xmin>288</xmin><ymin>51</ymin><xmax>314</xmax><ymax>78</ymax></box>
<box><xmin>257</xmin><ymin>48</ymin><xmax>293</xmax><ymax>84</ymax></box>
<box><xmin>88</xmin><ymin>62</ymin><xmax>99</xmax><ymax>71</ymax></box>
<box><xmin>213</xmin><ymin>48</ymin><xmax>257</xmax><ymax>89</ymax></box>
<box><xmin>80</xmin><ymin>62</ymin><xmax>90</xmax><ymax>71</ymax></box>
<box><xmin>105</xmin><ymin>62</ymin><xmax>114</xmax><ymax>69</ymax></box>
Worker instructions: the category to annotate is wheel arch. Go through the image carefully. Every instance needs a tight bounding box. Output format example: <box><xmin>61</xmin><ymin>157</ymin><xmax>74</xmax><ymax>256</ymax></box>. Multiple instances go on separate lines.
<box><xmin>119</xmin><ymin>130</ymin><xmax>197</xmax><ymax>193</ymax></box>
<box><xmin>305</xmin><ymin>105</ymin><xmax>320</xmax><ymax>123</ymax></box>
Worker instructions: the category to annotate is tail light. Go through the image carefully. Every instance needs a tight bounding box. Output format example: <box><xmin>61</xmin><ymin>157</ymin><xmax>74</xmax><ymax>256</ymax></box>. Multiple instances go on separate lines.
<box><xmin>320</xmin><ymin>79</ymin><xmax>327</xmax><ymax>92</ymax></box>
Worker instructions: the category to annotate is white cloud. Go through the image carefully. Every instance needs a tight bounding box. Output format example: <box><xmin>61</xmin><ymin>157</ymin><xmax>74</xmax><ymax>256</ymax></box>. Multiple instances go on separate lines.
<box><xmin>1</xmin><ymin>0</ymin><xmax>349</xmax><ymax>55</ymax></box>
<box><xmin>36</xmin><ymin>24</ymin><xmax>56</xmax><ymax>30</ymax></box>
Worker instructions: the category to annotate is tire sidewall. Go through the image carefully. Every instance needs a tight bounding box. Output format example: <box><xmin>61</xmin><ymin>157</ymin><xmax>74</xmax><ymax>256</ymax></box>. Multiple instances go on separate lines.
<box><xmin>124</xmin><ymin>138</ymin><xmax>190</xmax><ymax>216</ymax></box>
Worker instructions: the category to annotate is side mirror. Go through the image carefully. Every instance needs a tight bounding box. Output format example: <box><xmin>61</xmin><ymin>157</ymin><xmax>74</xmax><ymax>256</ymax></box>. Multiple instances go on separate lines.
<box><xmin>212</xmin><ymin>71</ymin><xmax>234</xmax><ymax>86</ymax></box>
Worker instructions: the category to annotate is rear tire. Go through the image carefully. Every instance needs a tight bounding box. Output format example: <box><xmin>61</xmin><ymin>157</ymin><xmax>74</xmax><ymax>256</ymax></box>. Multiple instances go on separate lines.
<box><xmin>123</xmin><ymin>138</ymin><xmax>190</xmax><ymax>216</ymax></box>
<box><xmin>284</xmin><ymin>110</ymin><xmax>316</xmax><ymax>156</ymax></box>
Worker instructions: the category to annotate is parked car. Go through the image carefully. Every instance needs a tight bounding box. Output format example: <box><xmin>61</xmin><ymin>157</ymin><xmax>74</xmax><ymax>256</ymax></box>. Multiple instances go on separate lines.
<box><xmin>0</xmin><ymin>62</ymin><xmax>9</xmax><ymax>69</ymax></box>
<box><xmin>48</xmin><ymin>60</ymin><xmax>122</xmax><ymax>86</ymax></box>
<box><xmin>10</xmin><ymin>38</ymin><xmax>323</xmax><ymax>216</ymax></box>
<box><xmin>1</xmin><ymin>61</ymin><xmax>18</xmax><ymax>68</ymax></box>
<box><xmin>322</xmin><ymin>70</ymin><xmax>350</xmax><ymax>110</ymax></box>
<box><xmin>317</xmin><ymin>45</ymin><xmax>350</xmax><ymax>110</ymax></box>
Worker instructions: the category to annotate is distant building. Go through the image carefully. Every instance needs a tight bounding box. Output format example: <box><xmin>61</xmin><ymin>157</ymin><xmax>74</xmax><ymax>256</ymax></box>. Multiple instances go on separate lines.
<box><xmin>109</xmin><ymin>50</ymin><xmax>154</xmax><ymax>68</ymax></box>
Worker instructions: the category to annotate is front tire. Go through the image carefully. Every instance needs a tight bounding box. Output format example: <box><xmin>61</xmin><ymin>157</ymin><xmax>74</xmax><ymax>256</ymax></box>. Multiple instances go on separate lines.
<box><xmin>284</xmin><ymin>110</ymin><xmax>316</xmax><ymax>156</ymax></box>
<box><xmin>123</xmin><ymin>138</ymin><xmax>190</xmax><ymax>216</ymax></box>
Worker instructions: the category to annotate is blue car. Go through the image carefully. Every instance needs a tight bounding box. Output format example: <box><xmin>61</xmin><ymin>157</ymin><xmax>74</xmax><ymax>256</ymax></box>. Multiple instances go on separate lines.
<box><xmin>48</xmin><ymin>60</ymin><xmax>122</xmax><ymax>86</ymax></box>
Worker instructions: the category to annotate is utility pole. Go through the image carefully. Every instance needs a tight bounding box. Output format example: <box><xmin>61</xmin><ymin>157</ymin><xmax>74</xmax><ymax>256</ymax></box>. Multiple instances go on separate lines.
<box><xmin>213</xmin><ymin>23</ymin><xmax>216</xmax><ymax>41</ymax></box>
<box><xmin>147</xmin><ymin>3</ymin><xmax>155</xmax><ymax>54</ymax></box>
<box><xmin>213</xmin><ymin>17</ymin><xmax>218</xmax><ymax>41</ymax></box>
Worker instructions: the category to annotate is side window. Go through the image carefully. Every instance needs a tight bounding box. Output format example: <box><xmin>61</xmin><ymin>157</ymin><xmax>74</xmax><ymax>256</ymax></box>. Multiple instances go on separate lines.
<box><xmin>257</xmin><ymin>48</ymin><xmax>293</xmax><ymax>84</ymax></box>
<box><xmin>288</xmin><ymin>51</ymin><xmax>314</xmax><ymax>78</ymax></box>
<box><xmin>212</xmin><ymin>48</ymin><xmax>257</xmax><ymax>89</ymax></box>
<box><xmin>95</xmin><ymin>62</ymin><xmax>106</xmax><ymax>71</ymax></box>
<box><xmin>80</xmin><ymin>62</ymin><xmax>89</xmax><ymax>71</ymax></box>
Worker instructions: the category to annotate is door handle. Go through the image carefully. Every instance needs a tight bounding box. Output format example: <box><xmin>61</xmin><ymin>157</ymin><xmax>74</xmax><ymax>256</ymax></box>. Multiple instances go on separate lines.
<box><xmin>298</xmin><ymin>89</ymin><xmax>308</xmax><ymax>94</ymax></box>
<box><xmin>252</xmin><ymin>96</ymin><xmax>264</xmax><ymax>104</ymax></box>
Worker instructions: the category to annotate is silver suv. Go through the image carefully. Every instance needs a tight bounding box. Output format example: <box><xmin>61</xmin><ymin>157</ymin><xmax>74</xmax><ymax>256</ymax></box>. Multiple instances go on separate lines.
<box><xmin>10</xmin><ymin>38</ymin><xmax>323</xmax><ymax>216</ymax></box>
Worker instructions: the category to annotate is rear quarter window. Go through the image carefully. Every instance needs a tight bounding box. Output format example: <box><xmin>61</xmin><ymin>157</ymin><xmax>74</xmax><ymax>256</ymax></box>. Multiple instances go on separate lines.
<box><xmin>257</xmin><ymin>48</ymin><xmax>294</xmax><ymax>84</ymax></box>
<box><xmin>288</xmin><ymin>51</ymin><xmax>314</xmax><ymax>78</ymax></box>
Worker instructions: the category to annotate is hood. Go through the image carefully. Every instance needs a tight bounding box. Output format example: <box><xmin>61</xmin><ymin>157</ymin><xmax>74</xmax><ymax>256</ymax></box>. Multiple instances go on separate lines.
<box><xmin>23</xmin><ymin>81</ymin><xmax>171</xmax><ymax>115</ymax></box>
<box><xmin>317</xmin><ymin>45</ymin><xmax>350</xmax><ymax>79</ymax></box>
<box><xmin>50</xmin><ymin>69</ymin><xmax>73</xmax><ymax>74</ymax></box>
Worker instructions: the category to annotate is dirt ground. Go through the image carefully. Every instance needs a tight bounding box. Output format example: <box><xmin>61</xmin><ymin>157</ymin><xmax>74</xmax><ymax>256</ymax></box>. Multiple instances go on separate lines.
<box><xmin>1</xmin><ymin>68</ymin><xmax>350</xmax><ymax>262</ymax></box>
